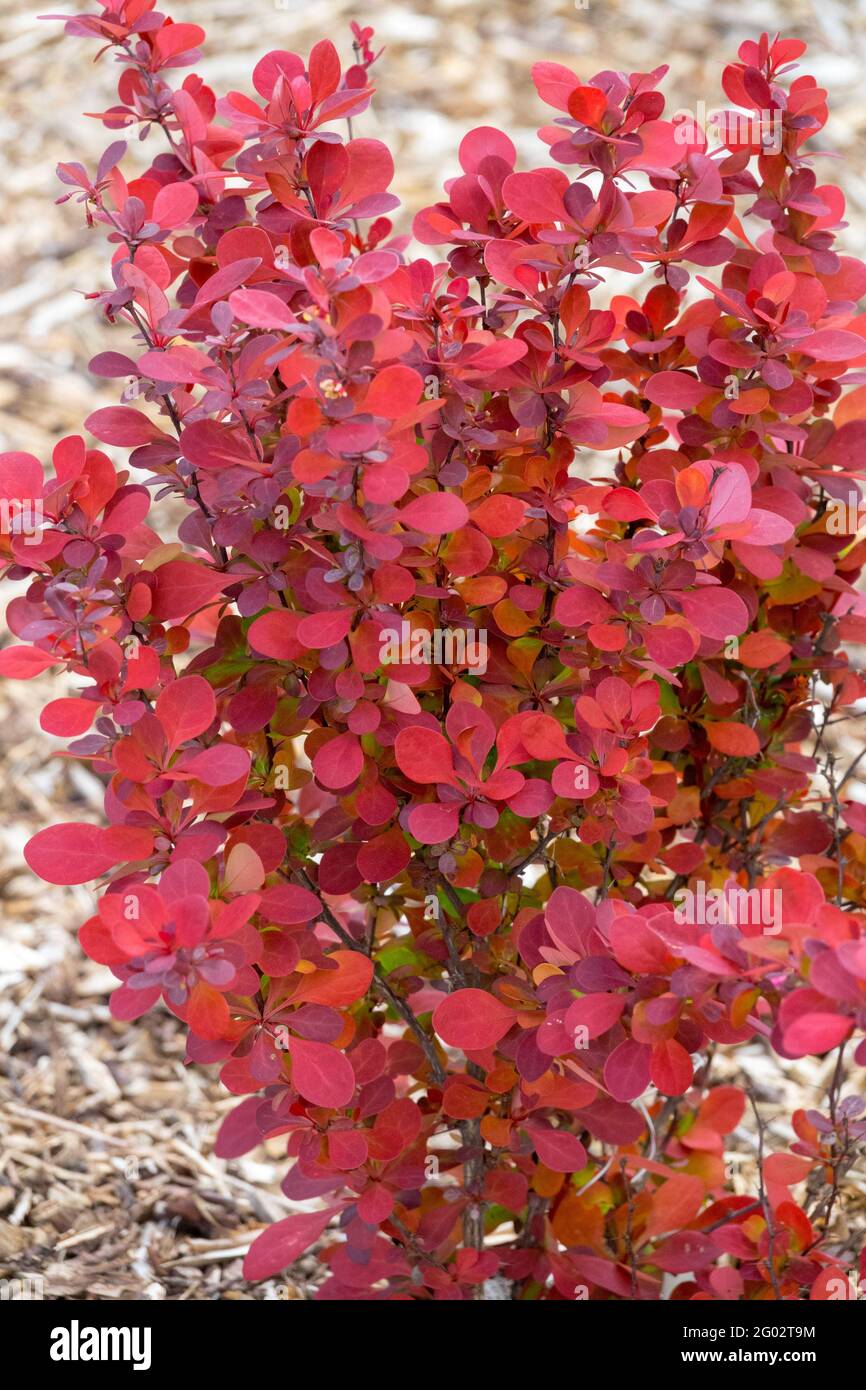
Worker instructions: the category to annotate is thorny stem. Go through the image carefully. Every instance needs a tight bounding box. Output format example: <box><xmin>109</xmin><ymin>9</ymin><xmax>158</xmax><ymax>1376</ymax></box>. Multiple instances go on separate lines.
<box><xmin>124</xmin><ymin>305</ymin><xmax>230</xmax><ymax>568</ymax></box>
<box><xmin>804</xmin><ymin>1043</ymin><xmax>852</xmax><ymax>1242</ymax></box>
<box><xmin>388</xmin><ymin>1212</ymin><xmax>449</xmax><ymax>1275</ymax></box>
<box><xmin>823</xmin><ymin>751</ymin><xmax>846</xmax><ymax>906</ymax></box>
<box><xmin>620</xmin><ymin>1159</ymin><xmax>639</xmax><ymax>1298</ymax></box>
<box><xmin>597</xmin><ymin>835</ymin><xmax>617</xmax><ymax>901</ymax></box>
<box><xmin>507</xmin><ymin>826</ymin><xmax>564</xmax><ymax>879</ymax></box>
<box><xmin>293</xmin><ymin>867</ymin><xmax>446</xmax><ymax>1085</ymax></box>
<box><xmin>746</xmin><ymin>1087</ymin><xmax>783</xmax><ymax>1300</ymax></box>
<box><xmin>701</xmin><ymin>1200</ymin><xmax>762</xmax><ymax>1234</ymax></box>
<box><xmin>510</xmin><ymin>1190</ymin><xmax>548</xmax><ymax>1300</ymax></box>
<box><xmin>431</xmin><ymin>877</ymin><xmax>487</xmax><ymax>1263</ymax></box>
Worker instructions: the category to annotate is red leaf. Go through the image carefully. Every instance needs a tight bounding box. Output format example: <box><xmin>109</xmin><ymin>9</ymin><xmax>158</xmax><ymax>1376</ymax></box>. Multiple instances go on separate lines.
<box><xmin>432</xmin><ymin>988</ymin><xmax>514</xmax><ymax>1050</ymax></box>
<box><xmin>609</xmin><ymin>915</ymin><xmax>669</xmax><ymax>973</ymax></box>
<box><xmin>783</xmin><ymin>1013</ymin><xmax>853</xmax><ymax>1057</ymax></box>
<box><xmin>800</xmin><ymin>329</ymin><xmax>866</xmax><ymax>362</ymax></box>
<box><xmin>313</xmin><ymin>732</ymin><xmax>364</xmax><ymax>789</ymax></box>
<box><xmin>394</xmin><ymin>726</ymin><xmax>458</xmax><ymax>785</ymax></box>
<box><xmin>553</xmin><ymin>586</ymin><xmax>613</xmax><ymax>628</ymax></box>
<box><xmin>544</xmin><ymin>885</ymin><xmax>597</xmax><ymax>957</ymax></box>
<box><xmin>531</xmin><ymin>61</ymin><xmax>580</xmax><ymax>112</ymax></box>
<box><xmin>180</xmin><ymin>420</ymin><xmax>258</xmax><ymax>471</ymax></box>
<box><xmin>564</xmin><ymin>993</ymin><xmax>625</xmax><ymax>1041</ymax></box>
<box><xmin>214</xmin><ymin>1097</ymin><xmax>265</xmax><ymax>1159</ymax></box>
<box><xmin>156</xmin><ymin>675</ymin><xmax>216</xmax><ymax>755</ymax></box>
<box><xmin>357</xmin><ymin>1184</ymin><xmax>394</xmax><ymax>1223</ymax></box>
<box><xmin>356</xmin><ymin>826</ymin><xmax>412</xmax><ymax>881</ymax></box>
<box><xmin>173</xmin><ymin>743</ymin><xmax>251</xmax><ymax>786</ymax></box>
<box><xmin>138</xmin><ymin>346</ymin><xmax>211</xmax><ymax>383</ymax></box>
<box><xmin>643</xmin><ymin>371</ymin><xmax>712</xmax><ymax>409</ymax></box>
<box><xmin>308</xmin><ymin>38</ymin><xmax>341</xmax><ymax>104</ymax></box>
<box><xmin>149</xmin><ymin>560</ymin><xmax>226</xmax><ymax>622</ymax></box>
<box><xmin>603</xmin><ymin>1039</ymin><xmax>651</xmax><ymax>1102</ymax></box>
<box><xmin>767</xmin><ymin>812</ymin><xmax>833</xmax><ymax>857</ymax></box>
<box><xmin>764</xmin><ymin>1153</ymin><xmax>813</xmax><ymax>1187</ymax></box>
<box><xmin>810</xmin><ymin>1268</ymin><xmax>858</xmax><ymax>1301</ymax></box>
<box><xmin>40</xmin><ymin>697</ymin><xmax>96</xmax><ymax>736</ymax></box>
<box><xmin>524</xmin><ymin>1122</ymin><xmax>587</xmax><ymax>1173</ymax></box>
<box><xmin>248</xmin><ymin>609</ymin><xmax>302</xmax><ymax>660</ymax></box>
<box><xmin>190</xmin><ymin>258</ymin><xmax>261</xmax><ymax>309</ymax></box>
<box><xmin>0</xmin><ymin>450</ymin><xmax>43</xmax><ymax>501</ymax></box>
<box><xmin>443</xmin><ymin>1076</ymin><xmax>490</xmax><ymax>1120</ymax></box>
<box><xmin>602</xmin><ymin>487</ymin><xmax>652</xmax><ymax>522</ymax></box>
<box><xmin>228</xmin><ymin>288</ymin><xmax>295</xmax><ymax>329</ymax></box>
<box><xmin>152</xmin><ymin>181</ymin><xmax>200</xmax><ymax>229</ymax></box>
<box><xmin>566</xmin><ymin>85</ymin><xmax>608</xmax><ymax>130</ymax></box>
<box><xmin>363</xmin><ymin>365</ymin><xmax>423</xmax><ymax>419</ymax></box>
<box><xmin>259</xmin><ymin>883</ymin><xmax>321</xmax><ymax>924</ymax></box>
<box><xmin>153</xmin><ymin>22</ymin><xmax>205</xmax><ymax>61</ymax></box>
<box><xmin>85</xmin><ymin>407</ymin><xmax>167</xmax><ymax>446</ymax></box>
<box><xmin>296</xmin><ymin>609</ymin><xmax>353</xmax><ymax>649</ymax></box>
<box><xmin>649</xmin><ymin>1038</ymin><xmax>693</xmax><ymax>1096</ymax></box>
<box><xmin>25</xmin><ymin>823</ymin><xmax>154</xmax><ymax>884</ymax></box>
<box><xmin>109</xmin><ymin>983</ymin><xmax>160</xmax><ymax>1021</ymax></box>
<box><xmin>500</xmin><ymin>170</ymin><xmax>569</xmax><ymax>225</ymax></box>
<box><xmin>399</xmin><ymin>492</ymin><xmax>469</xmax><ymax>535</ymax></box>
<box><xmin>407</xmin><ymin>802</ymin><xmax>461</xmax><ymax>844</ymax></box>
<box><xmin>680</xmin><ymin>588</ymin><xmax>748</xmax><ymax>641</ymax></box>
<box><xmin>288</xmin><ymin>1036</ymin><xmax>356</xmax><ymax>1107</ymax></box>
<box><xmin>0</xmin><ymin>646</ymin><xmax>60</xmax><ymax>679</ymax></box>
<box><xmin>697</xmin><ymin>1085</ymin><xmax>745</xmax><ymax>1134</ymax></box>
<box><xmin>652</xmin><ymin>1232</ymin><xmax>717</xmax><ymax>1274</ymax></box>
<box><xmin>243</xmin><ymin>1208</ymin><xmax>337</xmax><ymax>1281</ymax></box>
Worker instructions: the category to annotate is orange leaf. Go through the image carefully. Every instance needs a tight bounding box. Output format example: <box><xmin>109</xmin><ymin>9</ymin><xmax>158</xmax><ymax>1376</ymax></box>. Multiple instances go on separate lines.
<box><xmin>480</xmin><ymin>1115</ymin><xmax>512</xmax><ymax>1147</ymax></box>
<box><xmin>493</xmin><ymin>598</ymin><xmax>534</xmax><ymax>637</ymax></box>
<box><xmin>532</xmin><ymin>1163</ymin><xmax>565</xmax><ymax>1198</ymax></box>
<box><xmin>552</xmin><ymin>1191</ymin><xmax>606</xmax><ymax>1249</ymax></box>
<box><xmin>291</xmin><ymin>950</ymin><xmax>374</xmax><ymax>1006</ymax></box>
<box><xmin>186</xmin><ymin>983</ymin><xmax>230</xmax><ymax>1041</ymax></box>
<box><xmin>706</xmin><ymin>721</ymin><xmax>761</xmax><ymax>757</ymax></box>
<box><xmin>645</xmin><ymin>1173</ymin><xmax>705</xmax><ymax>1237</ymax></box>
<box><xmin>729</xmin><ymin>387</ymin><xmax>770</xmax><ymax>415</ymax></box>
<box><xmin>442</xmin><ymin>1075</ymin><xmax>489</xmax><ymax>1119</ymax></box>
<box><xmin>737</xmin><ymin>630</ymin><xmax>791</xmax><ymax>669</ymax></box>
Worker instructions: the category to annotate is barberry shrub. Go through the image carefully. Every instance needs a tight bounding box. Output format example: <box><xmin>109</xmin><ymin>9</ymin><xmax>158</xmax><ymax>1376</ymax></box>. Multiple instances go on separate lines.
<box><xmin>2</xmin><ymin>6</ymin><xmax>866</xmax><ymax>1301</ymax></box>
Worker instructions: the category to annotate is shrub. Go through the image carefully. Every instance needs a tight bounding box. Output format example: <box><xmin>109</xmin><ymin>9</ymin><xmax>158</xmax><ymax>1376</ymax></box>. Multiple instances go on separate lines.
<box><xmin>2</xmin><ymin>7</ymin><xmax>866</xmax><ymax>1300</ymax></box>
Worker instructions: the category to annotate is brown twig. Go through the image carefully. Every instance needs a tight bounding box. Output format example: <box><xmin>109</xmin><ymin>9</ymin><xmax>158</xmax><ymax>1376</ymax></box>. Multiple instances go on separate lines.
<box><xmin>746</xmin><ymin>1087</ymin><xmax>784</xmax><ymax>1300</ymax></box>
<box><xmin>294</xmin><ymin>868</ymin><xmax>445</xmax><ymax>1085</ymax></box>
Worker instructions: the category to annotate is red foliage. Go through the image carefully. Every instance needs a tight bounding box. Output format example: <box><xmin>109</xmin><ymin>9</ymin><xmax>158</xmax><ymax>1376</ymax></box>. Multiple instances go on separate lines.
<box><xmin>2</xmin><ymin>9</ymin><xmax>866</xmax><ymax>1299</ymax></box>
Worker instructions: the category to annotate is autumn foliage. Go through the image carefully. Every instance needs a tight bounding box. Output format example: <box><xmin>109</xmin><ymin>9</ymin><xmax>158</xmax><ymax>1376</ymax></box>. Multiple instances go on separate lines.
<box><xmin>3</xmin><ymin>5</ymin><xmax>866</xmax><ymax>1299</ymax></box>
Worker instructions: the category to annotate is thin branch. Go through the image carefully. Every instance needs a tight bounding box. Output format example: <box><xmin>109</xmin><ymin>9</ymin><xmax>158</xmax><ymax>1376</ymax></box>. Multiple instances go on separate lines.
<box><xmin>294</xmin><ymin>867</ymin><xmax>445</xmax><ymax>1085</ymax></box>
<box><xmin>746</xmin><ymin>1088</ymin><xmax>784</xmax><ymax>1301</ymax></box>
